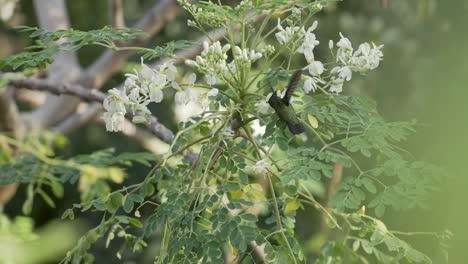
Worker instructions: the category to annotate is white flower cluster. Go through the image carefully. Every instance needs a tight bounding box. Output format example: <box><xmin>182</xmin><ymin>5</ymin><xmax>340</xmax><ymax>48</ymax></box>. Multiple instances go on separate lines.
<box><xmin>185</xmin><ymin>41</ymin><xmax>263</xmax><ymax>86</ymax></box>
<box><xmin>233</xmin><ymin>46</ymin><xmax>262</xmax><ymax>65</ymax></box>
<box><xmin>328</xmin><ymin>33</ymin><xmax>384</xmax><ymax>93</ymax></box>
<box><xmin>275</xmin><ymin>19</ymin><xmax>305</xmax><ymax>46</ymax></box>
<box><xmin>273</xmin><ymin>19</ymin><xmax>383</xmax><ymax>96</ymax></box>
<box><xmin>276</xmin><ymin>19</ymin><xmax>325</xmax><ymax>94</ymax></box>
<box><xmin>103</xmin><ymin>59</ymin><xmax>177</xmax><ymax>132</ymax></box>
<box><xmin>103</xmin><ymin>54</ymin><xmax>226</xmax><ymax>132</ymax></box>
<box><xmin>297</xmin><ymin>21</ymin><xmax>319</xmax><ymax>63</ymax></box>
<box><xmin>185</xmin><ymin>41</ymin><xmax>231</xmax><ymax>76</ymax></box>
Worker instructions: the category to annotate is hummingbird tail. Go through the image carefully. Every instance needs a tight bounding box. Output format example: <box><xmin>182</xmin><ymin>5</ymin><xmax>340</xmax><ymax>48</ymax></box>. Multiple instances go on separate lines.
<box><xmin>288</xmin><ymin>123</ymin><xmax>305</xmax><ymax>135</ymax></box>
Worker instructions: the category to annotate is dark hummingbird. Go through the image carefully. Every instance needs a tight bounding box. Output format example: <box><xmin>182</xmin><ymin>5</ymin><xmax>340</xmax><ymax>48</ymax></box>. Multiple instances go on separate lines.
<box><xmin>267</xmin><ymin>70</ymin><xmax>305</xmax><ymax>135</ymax></box>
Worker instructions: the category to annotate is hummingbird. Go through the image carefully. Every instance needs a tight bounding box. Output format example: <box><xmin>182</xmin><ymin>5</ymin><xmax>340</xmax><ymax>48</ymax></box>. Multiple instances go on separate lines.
<box><xmin>267</xmin><ymin>70</ymin><xmax>305</xmax><ymax>135</ymax></box>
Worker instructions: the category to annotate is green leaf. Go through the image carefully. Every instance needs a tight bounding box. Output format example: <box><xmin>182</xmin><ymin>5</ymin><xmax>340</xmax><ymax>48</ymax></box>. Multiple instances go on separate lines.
<box><xmin>128</xmin><ymin>193</ymin><xmax>144</xmax><ymax>203</ymax></box>
<box><xmin>61</xmin><ymin>209</ymin><xmax>75</xmax><ymax>220</ymax></box>
<box><xmin>361</xmin><ymin>177</ymin><xmax>377</xmax><ymax>194</ymax></box>
<box><xmin>50</xmin><ymin>179</ymin><xmax>64</xmax><ymax>198</ymax></box>
<box><xmin>284</xmin><ymin>200</ymin><xmax>301</xmax><ymax>215</ymax></box>
<box><xmin>123</xmin><ymin>196</ymin><xmax>134</xmax><ymax>213</ymax></box>
<box><xmin>106</xmin><ymin>192</ymin><xmax>124</xmax><ymax>213</ymax></box>
<box><xmin>240</xmin><ymin>213</ymin><xmax>257</xmax><ymax>222</ymax></box>
<box><xmin>38</xmin><ymin>189</ymin><xmax>56</xmax><ymax>208</ymax></box>
<box><xmin>375</xmin><ymin>204</ymin><xmax>386</xmax><ymax>217</ymax></box>
<box><xmin>352</xmin><ymin>240</ymin><xmax>360</xmax><ymax>251</ymax></box>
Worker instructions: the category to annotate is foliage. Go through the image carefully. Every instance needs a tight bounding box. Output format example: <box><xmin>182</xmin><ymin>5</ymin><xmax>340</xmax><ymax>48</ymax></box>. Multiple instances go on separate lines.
<box><xmin>0</xmin><ymin>26</ymin><xmax>193</xmax><ymax>70</ymax></box>
<box><xmin>0</xmin><ymin>0</ymin><xmax>448</xmax><ymax>263</ymax></box>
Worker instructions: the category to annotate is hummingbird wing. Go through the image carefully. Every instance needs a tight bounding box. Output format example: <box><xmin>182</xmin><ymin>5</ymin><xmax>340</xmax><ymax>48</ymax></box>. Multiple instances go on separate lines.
<box><xmin>282</xmin><ymin>70</ymin><xmax>302</xmax><ymax>105</ymax></box>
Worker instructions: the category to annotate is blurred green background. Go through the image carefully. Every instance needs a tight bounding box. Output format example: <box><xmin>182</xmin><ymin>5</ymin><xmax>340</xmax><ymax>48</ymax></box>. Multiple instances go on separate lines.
<box><xmin>1</xmin><ymin>0</ymin><xmax>467</xmax><ymax>263</ymax></box>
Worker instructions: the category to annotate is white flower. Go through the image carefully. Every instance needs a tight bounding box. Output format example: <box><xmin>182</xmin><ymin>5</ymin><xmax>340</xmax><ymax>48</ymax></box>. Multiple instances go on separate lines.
<box><xmin>306</xmin><ymin>61</ymin><xmax>324</xmax><ymax>76</ymax></box>
<box><xmin>197</xmin><ymin>88</ymin><xmax>218</xmax><ymax>108</ymax></box>
<box><xmin>336</xmin><ymin>32</ymin><xmax>353</xmax><ymax>64</ymax></box>
<box><xmin>207</xmin><ymin>88</ymin><xmax>218</xmax><ymax>97</ymax></box>
<box><xmin>186</xmin><ymin>41</ymin><xmax>231</xmax><ymax>76</ymax></box>
<box><xmin>261</xmin><ymin>44</ymin><xmax>276</xmax><ymax>56</ymax></box>
<box><xmin>331</xmin><ymin>33</ymin><xmax>384</xmax><ymax>79</ymax></box>
<box><xmin>351</xmin><ymin>42</ymin><xmax>384</xmax><ymax>71</ymax></box>
<box><xmin>103</xmin><ymin>111</ymin><xmax>125</xmax><ymax>132</ymax></box>
<box><xmin>187</xmin><ymin>73</ymin><xmax>196</xmax><ymax>88</ymax></box>
<box><xmin>297</xmin><ymin>21</ymin><xmax>320</xmax><ymax>63</ymax></box>
<box><xmin>329</xmin><ymin>78</ymin><xmax>344</xmax><ymax>94</ymax></box>
<box><xmin>337</xmin><ymin>66</ymin><xmax>352</xmax><ymax>81</ymax></box>
<box><xmin>255</xmin><ymin>100</ymin><xmax>270</xmax><ymax>115</ymax></box>
<box><xmin>329</xmin><ymin>40</ymin><xmax>334</xmax><ymax>50</ymax></box>
<box><xmin>337</xmin><ymin>32</ymin><xmax>353</xmax><ymax>50</ymax></box>
<box><xmin>175</xmin><ymin>90</ymin><xmax>191</xmax><ymax>105</ymax></box>
<box><xmin>206</xmin><ymin>74</ymin><xmax>219</xmax><ymax>85</ymax></box>
<box><xmin>149</xmin><ymin>87</ymin><xmax>164</xmax><ymax>103</ymax></box>
<box><xmin>104</xmin><ymin>89</ymin><xmax>127</xmax><ymax>113</ymax></box>
<box><xmin>139</xmin><ymin>58</ymin><xmax>154</xmax><ymax>81</ymax></box>
<box><xmin>303</xmin><ymin>75</ymin><xmax>317</xmax><ymax>93</ymax></box>
<box><xmin>174</xmin><ymin>73</ymin><xmax>196</xmax><ymax>105</ymax></box>
<box><xmin>124</xmin><ymin>77</ymin><xmax>137</xmax><ymax>90</ymax></box>
<box><xmin>275</xmin><ymin>19</ymin><xmax>304</xmax><ymax>46</ymax></box>
<box><xmin>161</xmin><ymin>60</ymin><xmax>178</xmax><ymax>82</ymax></box>
<box><xmin>234</xmin><ymin>46</ymin><xmax>262</xmax><ymax>63</ymax></box>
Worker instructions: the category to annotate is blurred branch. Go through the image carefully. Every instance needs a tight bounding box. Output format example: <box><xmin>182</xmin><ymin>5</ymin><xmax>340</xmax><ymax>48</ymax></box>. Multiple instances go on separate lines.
<box><xmin>155</xmin><ymin>11</ymin><xmax>268</xmax><ymax>67</ymax></box>
<box><xmin>52</xmin><ymin>103</ymin><xmax>102</xmax><ymax>135</ymax></box>
<box><xmin>5</xmin><ymin>76</ymin><xmax>176</xmax><ymax>146</ymax></box>
<box><xmin>23</xmin><ymin>0</ymin><xmax>180</xmax><ymax>129</ymax></box>
<box><xmin>9</xmin><ymin>77</ymin><xmax>106</xmax><ymax>102</ymax></box>
<box><xmin>26</xmin><ymin>0</ymin><xmax>82</xmax><ymax>128</ymax></box>
<box><xmin>91</xmin><ymin>117</ymin><xmax>168</xmax><ymax>154</ymax></box>
<box><xmin>0</xmin><ymin>88</ymin><xmax>23</xmax><ymax>205</ymax></box>
<box><xmin>51</xmin><ymin>9</ymin><xmax>268</xmax><ymax>138</ymax></box>
<box><xmin>321</xmin><ymin>162</ymin><xmax>343</xmax><ymax>235</ymax></box>
<box><xmin>14</xmin><ymin>89</ymin><xmax>46</xmax><ymax>107</ymax></box>
<box><xmin>109</xmin><ymin>0</ymin><xmax>126</xmax><ymax>28</ymax></box>
<box><xmin>81</xmin><ymin>0</ymin><xmax>182</xmax><ymax>88</ymax></box>
<box><xmin>0</xmin><ymin>88</ymin><xmax>23</xmax><ymax>138</ymax></box>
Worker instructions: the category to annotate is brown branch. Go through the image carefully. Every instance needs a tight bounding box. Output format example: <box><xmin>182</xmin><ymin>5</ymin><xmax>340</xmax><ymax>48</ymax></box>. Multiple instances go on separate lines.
<box><xmin>15</xmin><ymin>89</ymin><xmax>46</xmax><ymax>107</ymax></box>
<box><xmin>52</xmin><ymin>9</ymin><xmax>269</xmax><ymax>137</ymax></box>
<box><xmin>6</xmin><ymin>76</ymin><xmax>178</xmax><ymax>147</ymax></box>
<box><xmin>9</xmin><ymin>77</ymin><xmax>106</xmax><ymax>102</ymax></box>
<box><xmin>24</xmin><ymin>0</ymin><xmax>181</xmax><ymax>129</ymax></box>
<box><xmin>94</xmin><ymin>117</ymin><xmax>168</xmax><ymax>154</ymax></box>
<box><xmin>321</xmin><ymin>162</ymin><xmax>343</xmax><ymax>235</ymax></box>
<box><xmin>0</xmin><ymin>89</ymin><xmax>23</xmax><ymax>138</ymax></box>
<box><xmin>81</xmin><ymin>0</ymin><xmax>182</xmax><ymax>88</ymax></box>
<box><xmin>109</xmin><ymin>0</ymin><xmax>126</xmax><ymax>29</ymax></box>
<box><xmin>0</xmin><ymin>88</ymin><xmax>23</xmax><ymax>205</ymax></box>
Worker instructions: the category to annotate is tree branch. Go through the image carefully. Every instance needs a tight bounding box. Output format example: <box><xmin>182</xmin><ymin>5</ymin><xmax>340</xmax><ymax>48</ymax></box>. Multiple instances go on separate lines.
<box><xmin>0</xmin><ymin>88</ymin><xmax>23</xmax><ymax>205</ymax></box>
<box><xmin>9</xmin><ymin>77</ymin><xmax>106</xmax><ymax>102</ymax></box>
<box><xmin>23</xmin><ymin>0</ymin><xmax>181</xmax><ymax>130</ymax></box>
<box><xmin>154</xmin><ymin>11</ymin><xmax>268</xmax><ymax>67</ymax></box>
<box><xmin>321</xmin><ymin>162</ymin><xmax>343</xmax><ymax>235</ymax></box>
<box><xmin>25</xmin><ymin>0</ymin><xmax>82</xmax><ymax>128</ymax></box>
<box><xmin>0</xmin><ymin>88</ymin><xmax>23</xmax><ymax>138</ymax></box>
<box><xmin>109</xmin><ymin>0</ymin><xmax>126</xmax><ymax>29</ymax></box>
<box><xmin>7</xmin><ymin>76</ymin><xmax>176</xmax><ymax>147</ymax></box>
<box><xmin>81</xmin><ymin>0</ymin><xmax>182</xmax><ymax>88</ymax></box>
